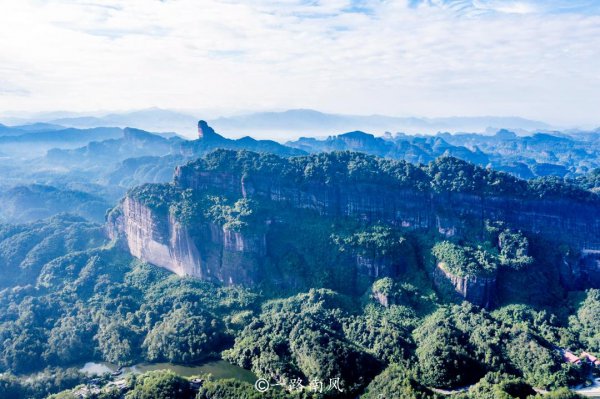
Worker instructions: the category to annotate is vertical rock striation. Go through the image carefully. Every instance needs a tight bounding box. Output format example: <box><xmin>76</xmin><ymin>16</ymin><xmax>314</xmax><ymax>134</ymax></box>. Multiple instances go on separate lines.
<box><xmin>108</xmin><ymin>197</ymin><xmax>265</xmax><ymax>285</ymax></box>
<box><xmin>433</xmin><ymin>263</ymin><xmax>497</xmax><ymax>307</ymax></box>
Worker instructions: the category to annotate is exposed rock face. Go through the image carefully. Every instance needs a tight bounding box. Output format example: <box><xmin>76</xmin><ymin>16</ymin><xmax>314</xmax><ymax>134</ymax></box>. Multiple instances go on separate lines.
<box><xmin>433</xmin><ymin>263</ymin><xmax>497</xmax><ymax>307</ymax></box>
<box><xmin>108</xmin><ymin>197</ymin><xmax>265</xmax><ymax>285</ymax></box>
<box><xmin>356</xmin><ymin>255</ymin><xmax>395</xmax><ymax>279</ymax></box>
<box><xmin>372</xmin><ymin>290</ymin><xmax>391</xmax><ymax>307</ymax></box>
<box><xmin>174</xmin><ymin>164</ymin><xmax>600</xmax><ymax>253</ymax></box>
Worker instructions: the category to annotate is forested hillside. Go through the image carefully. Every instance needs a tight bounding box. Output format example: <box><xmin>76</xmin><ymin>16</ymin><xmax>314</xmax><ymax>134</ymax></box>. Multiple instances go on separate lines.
<box><xmin>1</xmin><ymin>149</ymin><xmax>598</xmax><ymax>398</ymax></box>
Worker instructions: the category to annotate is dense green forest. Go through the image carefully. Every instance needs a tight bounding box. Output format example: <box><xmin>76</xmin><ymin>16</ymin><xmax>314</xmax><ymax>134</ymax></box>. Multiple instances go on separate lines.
<box><xmin>1</xmin><ymin>151</ymin><xmax>600</xmax><ymax>398</ymax></box>
<box><xmin>174</xmin><ymin>149</ymin><xmax>599</xmax><ymax>201</ymax></box>
<box><xmin>287</xmin><ymin>128</ymin><xmax>600</xmax><ymax>179</ymax></box>
<box><xmin>1</xmin><ymin>218</ymin><xmax>599</xmax><ymax>397</ymax></box>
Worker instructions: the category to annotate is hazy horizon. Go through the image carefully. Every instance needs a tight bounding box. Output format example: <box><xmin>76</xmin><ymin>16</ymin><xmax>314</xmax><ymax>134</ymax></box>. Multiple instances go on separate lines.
<box><xmin>0</xmin><ymin>106</ymin><xmax>574</xmax><ymax>141</ymax></box>
<box><xmin>1</xmin><ymin>0</ymin><xmax>600</xmax><ymax>128</ymax></box>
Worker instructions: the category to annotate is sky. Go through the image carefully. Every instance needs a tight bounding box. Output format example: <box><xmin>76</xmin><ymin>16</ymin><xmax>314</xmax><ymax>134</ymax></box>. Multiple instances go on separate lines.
<box><xmin>0</xmin><ymin>0</ymin><xmax>599</xmax><ymax>127</ymax></box>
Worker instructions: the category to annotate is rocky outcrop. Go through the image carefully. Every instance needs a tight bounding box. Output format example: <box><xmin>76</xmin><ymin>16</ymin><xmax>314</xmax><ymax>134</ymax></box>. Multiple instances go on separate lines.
<box><xmin>197</xmin><ymin>120</ymin><xmax>222</xmax><ymax>141</ymax></box>
<box><xmin>433</xmin><ymin>263</ymin><xmax>497</xmax><ymax>307</ymax></box>
<box><xmin>355</xmin><ymin>255</ymin><xmax>395</xmax><ymax>279</ymax></box>
<box><xmin>372</xmin><ymin>289</ymin><xmax>391</xmax><ymax>307</ymax></box>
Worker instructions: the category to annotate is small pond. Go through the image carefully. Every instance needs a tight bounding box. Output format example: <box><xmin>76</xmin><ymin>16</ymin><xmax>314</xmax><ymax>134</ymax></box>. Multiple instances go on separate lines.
<box><xmin>80</xmin><ymin>360</ymin><xmax>257</xmax><ymax>384</ymax></box>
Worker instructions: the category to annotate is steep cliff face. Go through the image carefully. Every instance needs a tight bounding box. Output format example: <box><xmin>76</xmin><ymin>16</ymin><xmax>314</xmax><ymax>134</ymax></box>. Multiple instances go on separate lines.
<box><xmin>108</xmin><ymin>149</ymin><xmax>600</xmax><ymax>299</ymax></box>
<box><xmin>174</xmin><ymin>166</ymin><xmax>433</xmax><ymax>226</ymax></box>
<box><xmin>108</xmin><ymin>197</ymin><xmax>265</xmax><ymax>285</ymax></box>
<box><xmin>174</xmin><ymin>163</ymin><xmax>600</xmax><ymax>253</ymax></box>
<box><xmin>355</xmin><ymin>255</ymin><xmax>395</xmax><ymax>279</ymax></box>
<box><xmin>432</xmin><ymin>263</ymin><xmax>497</xmax><ymax>307</ymax></box>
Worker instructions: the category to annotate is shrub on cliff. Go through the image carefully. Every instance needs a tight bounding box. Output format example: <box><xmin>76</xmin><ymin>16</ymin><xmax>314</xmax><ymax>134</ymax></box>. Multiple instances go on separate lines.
<box><xmin>127</xmin><ymin>183</ymin><xmax>180</xmax><ymax>214</ymax></box>
<box><xmin>432</xmin><ymin>241</ymin><xmax>498</xmax><ymax>277</ymax></box>
<box><xmin>428</xmin><ymin>156</ymin><xmax>526</xmax><ymax>196</ymax></box>
<box><xmin>497</xmin><ymin>230</ymin><xmax>533</xmax><ymax>270</ymax></box>
<box><xmin>332</xmin><ymin>224</ymin><xmax>408</xmax><ymax>259</ymax></box>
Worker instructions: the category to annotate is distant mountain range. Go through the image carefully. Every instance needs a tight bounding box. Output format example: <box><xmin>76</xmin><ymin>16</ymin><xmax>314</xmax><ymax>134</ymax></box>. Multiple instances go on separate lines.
<box><xmin>0</xmin><ymin>115</ymin><xmax>599</xmax><ymax>226</ymax></box>
<box><xmin>47</xmin><ymin>108</ymin><xmax>198</xmax><ymax>137</ymax></box>
<box><xmin>0</xmin><ymin>184</ymin><xmax>110</xmax><ymax>223</ymax></box>
<box><xmin>209</xmin><ymin>109</ymin><xmax>552</xmax><ymax>139</ymax></box>
<box><xmin>3</xmin><ymin>108</ymin><xmax>554</xmax><ymax>140</ymax></box>
<box><xmin>286</xmin><ymin>128</ymin><xmax>600</xmax><ymax>178</ymax></box>
<box><xmin>0</xmin><ymin>123</ymin><xmax>123</xmax><ymax>157</ymax></box>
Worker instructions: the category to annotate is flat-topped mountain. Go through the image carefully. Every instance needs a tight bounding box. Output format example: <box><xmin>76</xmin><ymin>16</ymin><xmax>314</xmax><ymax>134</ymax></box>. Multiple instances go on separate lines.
<box><xmin>108</xmin><ymin>149</ymin><xmax>600</xmax><ymax>307</ymax></box>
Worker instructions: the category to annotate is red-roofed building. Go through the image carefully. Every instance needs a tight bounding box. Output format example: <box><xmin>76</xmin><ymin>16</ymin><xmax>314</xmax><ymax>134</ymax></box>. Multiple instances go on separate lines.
<box><xmin>563</xmin><ymin>351</ymin><xmax>582</xmax><ymax>365</ymax></box>
<box><xmin>581</xmin><ymin>352</ymin><xmax>600</xmax><ymax>367</ymax></box>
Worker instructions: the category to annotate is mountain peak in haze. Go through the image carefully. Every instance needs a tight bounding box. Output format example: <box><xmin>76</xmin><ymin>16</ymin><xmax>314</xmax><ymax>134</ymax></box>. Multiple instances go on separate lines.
<box><xmin>197</xmin><ymin>120</ymin><xmax>222</xmax><ymax>141</ymax></box>
<box><xmin>494</xmin><ymin>129</ymin><xmax>517</xmax><ymax>139</ymax></box>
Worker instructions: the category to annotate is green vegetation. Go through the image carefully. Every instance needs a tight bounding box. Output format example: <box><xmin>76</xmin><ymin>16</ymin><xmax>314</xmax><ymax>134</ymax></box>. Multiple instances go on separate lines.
<box><xmin>0</xmin><ymin>218</ymin><xmax>259</xmax><ymax>382</ymax></box>
<box><xmin>453</xmin><ymin>372</ymin><xmax>536</xmax><ymax>399</ymax></box>
<box><xmin>569</xmin><ymin>289</ymin><xmax>600</xmax><ymax>352</ymax></box>
<box><xmin>223</xmin><ymin>289</ymin><xmax>382</xmax><ymax>397</ymax></box>
<box><xmin>431</xmin><ymin>225</ymin><xmax>535</xmax><ymax>278</ymax></box>
<box><xmin>197</xmin><ymin>378</ymin><xmax>305</xmax><ymax>399</ymax></box>
<box><xmin>176</xmin><ymin>150</ymin><xmax>599</xmax><ymax>202</ymax></box>
<box><xmin>496</xmin><ymin>230</ymin><xmax>534</xmax><ymax>270</ymax></box>
<box><xmin>413</xmin><ymin>304</ymin><xmax>581</xmax><ymax>390</ymax></box>
<box><xmin>203</xmin><ymin>196</ymin><xmax>259</xmax><ymax>231</ymax></box>
<box><xmin>0</xmin><ymin>214</ymin><xmax>105</xmax><ymax>288</ymax></box>
<box><xmin>127</xmin><ymin>183</ymin><xmax>179</xmax><ymax>215</ymax></box>
<box><xmin>361</xmin><ymin>364</ymin><xmax>439</xmax><ymax>399</ymax></box>
<box><xmin>576</xmin><ymin>168</ymin><xmax>600</xmax><ymax>192</ymax></box>
<box><xmin>126</xmin><ymin>370</ymin><xmax>194</xmax><ymax>399</ymax></box>
<box><xmin>333</xmin><ymin>224</ymin><xmax>408</xmax><ymax>260</ymax></box>
<box><xmin>0</xmin><ymin>368</ymin><xmax>85</xmax><ymax>399</ymax></box>
<box><xmin>2</xmin><ymin>210</ymin><xmax>596</xmax><ymax>398</ymax></box>
<box><xmin>428</xmin><ymin>156</ymin><xmax>525</xmax><ymax>195</ymax></box>
<box><xmin>125</xmin><ymin>150</ymin><xmax>596</xmax><ymax>237</ymax></box>
<box><xmin>143</xmin><ymin>308</ymin><xmax>224</xmax><ymax>363</ymax></box>
<box><xmin>432</xmin><ymin>241</ymin><xmax>498</xmax><ymax>277</ymax></box>
<box><xmin>3</xmin><ymin>150</ymin><xmax>600</xmax><ymax>399</ymax></box>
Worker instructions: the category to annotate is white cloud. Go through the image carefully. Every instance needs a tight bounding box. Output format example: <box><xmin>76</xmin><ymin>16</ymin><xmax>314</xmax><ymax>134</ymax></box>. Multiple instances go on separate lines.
<box><xmin>0</xmin><ymin>0</ymin><xmax>598</xmax><ymax>127</ymax></box>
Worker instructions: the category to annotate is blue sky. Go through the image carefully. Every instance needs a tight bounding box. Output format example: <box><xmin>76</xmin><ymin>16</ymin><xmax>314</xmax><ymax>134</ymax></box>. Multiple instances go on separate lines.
<box><xmin>411</xmin><ymin>0</ymin><xmax>600</xmax><ymax>15</ymax></box>
<box><xmin>0</xmin><ymin>0</ymin><xmax>599</xmax><ymax>127</ymax></box>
